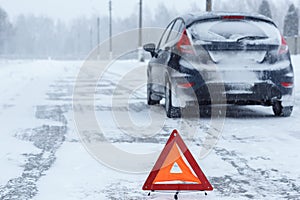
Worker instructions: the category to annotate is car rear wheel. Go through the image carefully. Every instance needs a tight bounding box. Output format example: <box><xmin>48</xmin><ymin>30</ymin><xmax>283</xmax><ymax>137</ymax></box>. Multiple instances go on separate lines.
<box><xmin>165</xmin><ymin>81</ymin><xmax>181</xmax><ymax>118</ymax></box>
<box><xmin>147</xmin><ymin>84</ymin><xmax>160</xmax><ymax>105</ymax></box>
<box><xmin>272</xmin><ymin>101</ymin><xmax>293</xmax><ymax>117</ymax></box>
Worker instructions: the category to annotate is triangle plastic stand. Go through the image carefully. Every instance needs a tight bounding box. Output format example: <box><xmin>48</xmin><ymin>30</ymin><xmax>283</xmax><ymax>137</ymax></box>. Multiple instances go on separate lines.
<box><xmin>142</xmin><ymin>129</ymin><xmax>213</xmax><ymax>191</ymax></box>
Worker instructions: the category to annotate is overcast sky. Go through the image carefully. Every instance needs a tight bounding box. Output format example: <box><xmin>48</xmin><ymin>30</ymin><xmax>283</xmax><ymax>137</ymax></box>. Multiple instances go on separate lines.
<box><xmin>0</xmin><ymin>0</ymin><xmax>206</xmax><ymax>21</ymax></box>
<box><xmin>1</xmin><ymin>0</ymin><xmax>299</xmax><ymax>22</ymax></box>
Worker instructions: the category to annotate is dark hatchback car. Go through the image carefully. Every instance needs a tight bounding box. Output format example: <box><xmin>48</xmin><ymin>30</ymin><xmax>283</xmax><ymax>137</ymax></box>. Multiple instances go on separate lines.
<box><xmin>144</xmin><ymin>12</ymin><xmax>294</xmax><ymax>118</ymax></box>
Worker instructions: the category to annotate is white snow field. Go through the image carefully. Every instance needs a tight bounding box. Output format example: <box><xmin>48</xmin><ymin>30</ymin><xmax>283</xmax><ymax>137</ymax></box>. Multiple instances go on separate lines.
<box><xmin>0</xmin><ymin>56</ymin><xmax>299</xmax><ymax>200</ymax></box>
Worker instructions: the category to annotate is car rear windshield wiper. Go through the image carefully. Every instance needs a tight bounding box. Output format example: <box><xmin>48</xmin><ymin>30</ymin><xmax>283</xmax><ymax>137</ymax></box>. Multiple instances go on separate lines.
<box><xmin>236</xmin><ymin>36</ymin><xmax>268</xmax><ymax>42</ymax></box>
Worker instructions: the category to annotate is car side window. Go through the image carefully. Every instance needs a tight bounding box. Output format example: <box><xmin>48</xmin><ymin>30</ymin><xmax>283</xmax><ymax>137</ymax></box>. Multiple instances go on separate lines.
<box><xmin>167</xmin><ymin>19</ymin><xmax>184</xmax><ymax>43</ymax></box>
<box><xmin>157</xmin><ymin>21</ymin><xmax>174</xmax><ymax>50</ymax></box>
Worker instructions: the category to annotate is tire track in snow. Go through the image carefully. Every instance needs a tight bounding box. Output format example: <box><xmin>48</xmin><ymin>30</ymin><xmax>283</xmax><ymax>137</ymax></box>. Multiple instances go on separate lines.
<box><xmin>212</xmin><ymin>147</ymin><xmax>300</xmax><ymax>199</ymax></box>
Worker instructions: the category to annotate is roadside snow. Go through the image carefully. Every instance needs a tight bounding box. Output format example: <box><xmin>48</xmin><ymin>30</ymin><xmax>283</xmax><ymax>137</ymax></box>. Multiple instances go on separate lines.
<box><xmin>0</xmin><ymin>57</ymin><xmax>299</xmax><ymax>200</ymax></box>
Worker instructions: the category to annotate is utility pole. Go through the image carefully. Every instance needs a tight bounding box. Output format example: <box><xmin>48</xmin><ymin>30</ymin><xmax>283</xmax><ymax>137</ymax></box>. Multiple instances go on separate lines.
<box><xmin>109</xmin><ymin>0</ymin><xmax>112</xmax><ymax>59</ymax></box>
<box><xmin>97</xmin><ymin>17</ymin><xmax>100</xmax><ymax>58</ymax></box>
<box><xmin>138</xmin><ymin>0</ymin><xmax>144</xmax><ymax>62</ymax></box>
<box><xmin>138</xmin><ymin>0</ymin><xmax>142</xmax><ymax>47</ymax></box>
<box><xmin>90</xmin><ymin>27</ymin><xmax>93</xmax><ymax>51</ymax></box>
<box><xmin>206</xmin><ymin>0</ymin><xmax>212</xmax><ymax>11</ymax></box>
<box><xmin>90</xmin><ymin>27</ymin><xmax>93</xmax><ymax>50</ymax></box>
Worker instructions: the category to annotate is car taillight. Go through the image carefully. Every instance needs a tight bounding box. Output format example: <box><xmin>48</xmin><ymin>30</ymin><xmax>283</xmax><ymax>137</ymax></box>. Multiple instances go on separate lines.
<box><xmin>279</xmin><ymin>35</ymin><xmax>288</xmax><ymax>54</ymax></box>
<box><xmin>281</xmin><ymin>82</ymin><xmax>293</xmax><ymax>88</ymax></box>
<box><xmin>176</xmin><ymin>29</ymin><xmax>194</xmax><ymax>54</ymax></box>
<box><xmin>177</xmin><ymin>82</ymin><xmax>195</xmax><ymax>88</ymax></box>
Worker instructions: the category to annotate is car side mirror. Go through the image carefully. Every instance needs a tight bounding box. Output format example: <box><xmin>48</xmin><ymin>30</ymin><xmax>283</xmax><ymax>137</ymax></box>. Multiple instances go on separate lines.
<box><xmin>143</xmin><ymin>43</ymin><xmax>157</xmax><ymax>57</ymax></box>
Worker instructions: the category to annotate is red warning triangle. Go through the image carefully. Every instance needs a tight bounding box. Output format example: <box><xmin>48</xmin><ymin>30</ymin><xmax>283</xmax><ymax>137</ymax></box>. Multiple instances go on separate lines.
<box><xmin>142</xmin><ymin>129</ymin><xmax>213</xmax><ymax>191</ymax></box>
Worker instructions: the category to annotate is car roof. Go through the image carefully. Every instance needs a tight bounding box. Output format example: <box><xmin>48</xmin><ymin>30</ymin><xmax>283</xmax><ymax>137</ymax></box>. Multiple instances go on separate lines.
<box><xmin>179</xmin><ymin>12</ymin><xmax>276</xmax><ymax>27</ymax></box>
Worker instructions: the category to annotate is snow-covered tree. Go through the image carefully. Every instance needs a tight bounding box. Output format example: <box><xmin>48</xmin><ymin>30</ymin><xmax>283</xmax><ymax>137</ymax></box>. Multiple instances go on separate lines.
<box><xmin>0</xmin><ymin>7</ymin><xmax>12</xmax><ymax>54</ymax></box>
<box><xmin>258</xmin><ymin>0</ymin><xmax>272</xmax><ymax>19</ymax></box>
<box><xmin>283</xmin><ymin>4</ymin><xmax>299</xmax><ymax>37</ymax></box>
<box><xmin>153</xmin><ymin>3</ymin><xmax>178</xmax><ymax>28</ymax></box>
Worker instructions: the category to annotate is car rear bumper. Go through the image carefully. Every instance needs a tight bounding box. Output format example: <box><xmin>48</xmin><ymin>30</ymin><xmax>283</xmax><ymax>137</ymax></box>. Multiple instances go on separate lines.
<box><xmin>169</xmin><ymin>58</ymin><xmax>294</xmax><ymax>107</ymax></box>
<box><xmin>172</xmin><ymin>80</ymin><xmax>293</xmax><ymax>107</ymax></box>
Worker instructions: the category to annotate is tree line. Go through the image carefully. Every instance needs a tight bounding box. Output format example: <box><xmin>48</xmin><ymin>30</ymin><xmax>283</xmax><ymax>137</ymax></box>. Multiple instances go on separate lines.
<box><xmin>0</xmin><ymin>1</ymin><xmax>299</xmax><ymax>59</ymax></box>
<box><xmin>257</xmin><ymin>0</ymin><xmax>299</xmax><ymax>37</ymax></box>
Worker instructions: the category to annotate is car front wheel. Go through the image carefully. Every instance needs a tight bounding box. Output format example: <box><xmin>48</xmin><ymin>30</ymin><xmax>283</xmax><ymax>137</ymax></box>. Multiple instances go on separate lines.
<box><xmin>147</xmin><ymin>84</ymin><xmax>160</xmax><ymax>105</ymax></box>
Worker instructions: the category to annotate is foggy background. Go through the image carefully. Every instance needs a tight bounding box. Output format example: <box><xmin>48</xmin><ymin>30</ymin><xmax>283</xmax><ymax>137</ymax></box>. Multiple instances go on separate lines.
<box><xmin>0</xmin><ymin>0</ymin><xmax>299</xmax><ymax>59</ymax></box>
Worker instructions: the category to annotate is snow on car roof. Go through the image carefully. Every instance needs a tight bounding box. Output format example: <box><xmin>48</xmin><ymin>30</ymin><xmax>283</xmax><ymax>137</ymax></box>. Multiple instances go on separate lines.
<box><xmin>179</xmin><ymin>12</ymin><xmax>276</xmax><ymax>27</ymax></box>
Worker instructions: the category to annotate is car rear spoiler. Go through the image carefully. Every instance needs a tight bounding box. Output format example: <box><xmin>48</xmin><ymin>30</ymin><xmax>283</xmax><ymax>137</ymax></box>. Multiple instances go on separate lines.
<box><xmin>187</xmin><ymin>16</ymin><xmax>277</xmax><ymax>28</ymax></box>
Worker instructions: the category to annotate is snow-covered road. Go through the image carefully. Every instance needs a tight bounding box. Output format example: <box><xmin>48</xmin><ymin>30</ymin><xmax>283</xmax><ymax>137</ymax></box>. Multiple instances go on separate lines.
<box><xmin>0</xmin><ymin>57</ymin><xmax>299</xmax><ymax>200</ymax></box>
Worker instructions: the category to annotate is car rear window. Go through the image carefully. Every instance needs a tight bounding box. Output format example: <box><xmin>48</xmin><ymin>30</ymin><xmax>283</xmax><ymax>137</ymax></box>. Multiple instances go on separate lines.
<box><xmin>189</xmin><ymin>19</ymin><xmax>280</xmax><ymax>43</ymax></box>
